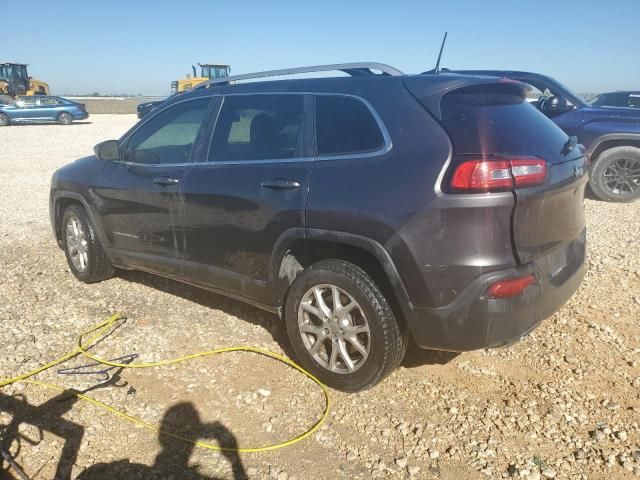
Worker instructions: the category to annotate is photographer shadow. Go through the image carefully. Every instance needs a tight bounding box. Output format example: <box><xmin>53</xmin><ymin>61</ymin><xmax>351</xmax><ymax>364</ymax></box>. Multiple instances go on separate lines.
<box><xmin>76</xmin><ymin>402</ymin><xmax>247</xmax><ymax>480</ymax></box>
<box><xmin>2</xmin><ymin>372</ymin><xmax>246</xmax><ymax>480</ymax></box>
<box><xmin>1</xmin><ymin>371</ymin><xmax>128</xmax><ymax>480</ymax></box>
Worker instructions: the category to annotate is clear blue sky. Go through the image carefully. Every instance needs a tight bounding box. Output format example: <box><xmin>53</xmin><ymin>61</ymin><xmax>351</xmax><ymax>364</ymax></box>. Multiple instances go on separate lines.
<box><xmin>4</xmin><ymin>0</ymin><xmax>639</xmax><ymax>95</ymax></box>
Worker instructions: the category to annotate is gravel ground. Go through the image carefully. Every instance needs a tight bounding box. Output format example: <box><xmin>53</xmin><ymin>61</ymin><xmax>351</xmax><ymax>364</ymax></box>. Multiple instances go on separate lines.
<box><xmin>0</xmin><ymin>115</ymin><xmax>639</xmax><ymax>480</ymax></box>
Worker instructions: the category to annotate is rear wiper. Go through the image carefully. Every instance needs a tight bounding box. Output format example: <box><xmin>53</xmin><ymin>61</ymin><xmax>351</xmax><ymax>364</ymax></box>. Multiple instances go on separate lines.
<box><xmin>561</xmin><ymin>135</ymin><xmax>578</xmax><ymax>155</ymax></box>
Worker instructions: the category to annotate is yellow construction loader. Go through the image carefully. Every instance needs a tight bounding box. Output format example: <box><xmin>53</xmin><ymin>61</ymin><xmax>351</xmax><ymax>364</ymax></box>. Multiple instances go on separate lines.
<box><xmin>171</xmin><ymin>63</ymin><xmax>230</xmax><ymax>93</ymax></box>
<box><xmin>0</xmin><ymin>62</ymin><xmax>50</xmax><ymax>103</ymax></box>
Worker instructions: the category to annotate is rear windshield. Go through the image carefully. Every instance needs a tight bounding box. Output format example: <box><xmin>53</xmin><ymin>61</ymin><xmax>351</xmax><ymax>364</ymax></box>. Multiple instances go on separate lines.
<box><xmin>441</xmin><ymin>83</ymin><xmax>568</xmax><ymax>159</ymax></box>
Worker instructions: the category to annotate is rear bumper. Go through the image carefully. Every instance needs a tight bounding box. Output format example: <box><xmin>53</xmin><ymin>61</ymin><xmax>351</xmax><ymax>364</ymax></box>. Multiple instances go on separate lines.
<box><xmin>73</xmin><ymin>112</ymin><xmax>89</xmax><ymax>120</ymax></box>
<box><xmin>407</xmin><ymin>229</ymin><xmax>586</xmax><ymax>351</ymax></box>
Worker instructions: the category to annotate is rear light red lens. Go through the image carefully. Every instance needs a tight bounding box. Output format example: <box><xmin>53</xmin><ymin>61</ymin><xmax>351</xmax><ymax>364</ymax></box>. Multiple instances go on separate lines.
<box><xmin>510</xmin><ymin>158</ymin><xmax>547</xmax><ymax>187</ymax></box>
<box><xmin>451</xmin><ymin>160</ymin><xmax>512</xmax><ymax>191</ymax></box>
<box><xmin>486</xmin><ymin>274</ymin><xmax>536</xmax><ymax>298</ymax></box>
<box><xmin>449</xmin><ymin>157</ymin><xmax>547</xmax><ymax>192</ymax></box>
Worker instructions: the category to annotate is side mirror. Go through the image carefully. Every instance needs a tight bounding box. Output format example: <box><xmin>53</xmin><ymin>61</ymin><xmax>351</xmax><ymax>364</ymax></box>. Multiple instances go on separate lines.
<box><xmin>543</xmin><ymin>95</ymin><xmax>574</xmax><ymax>115</ymax></box>
<box><xmin>94</xmin><ymin>140</ymin><xmax>119</xmax><ymax>161</ymax></box>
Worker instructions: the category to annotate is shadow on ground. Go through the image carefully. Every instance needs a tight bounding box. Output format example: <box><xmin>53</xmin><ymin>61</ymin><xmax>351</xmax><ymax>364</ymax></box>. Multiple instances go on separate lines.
<box><xmin>118</xmin><ymin>270</ymin><xmax>462</xmax><ymax>370</ymax></box>
<box><xmin>401</xmin><ymin>339</ymin><xmax>459</xmax><ymax>369</ymax></box>
<box><xmin>1</xmin><ymin>373</ymin><xmax>246</xmax><ymax>479</ymax></box>
<box><xmin>116</xmin><ymin>269</ymin><xmax>289</xmax><ymax>350</ymax></box>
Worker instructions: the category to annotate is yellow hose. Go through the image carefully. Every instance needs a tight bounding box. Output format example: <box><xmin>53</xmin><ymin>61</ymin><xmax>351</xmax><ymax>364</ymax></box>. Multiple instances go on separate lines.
<box><xmin>0</xmin><ymin>313</ymin><xmax>330</xmax><ymax>453</ymax></box>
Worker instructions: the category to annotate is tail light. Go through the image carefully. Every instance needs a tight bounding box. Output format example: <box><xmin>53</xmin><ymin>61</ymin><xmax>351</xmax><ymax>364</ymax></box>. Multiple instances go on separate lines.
<box><xmin>486</xmin><ymin>274</ymin><xmax>536</xmax><ymax>298</ymax></box>
<box><xmin>449</xmin><ymin>156</ymin><xmax>547</xmax><ymax>192</ymax></box>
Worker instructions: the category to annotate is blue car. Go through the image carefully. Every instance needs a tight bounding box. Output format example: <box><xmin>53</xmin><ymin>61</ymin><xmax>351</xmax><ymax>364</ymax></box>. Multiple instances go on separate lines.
<box><xmin>0</xmin><ymin>96</ymin><xmax>89</xmax><ymax>126</ymax></box>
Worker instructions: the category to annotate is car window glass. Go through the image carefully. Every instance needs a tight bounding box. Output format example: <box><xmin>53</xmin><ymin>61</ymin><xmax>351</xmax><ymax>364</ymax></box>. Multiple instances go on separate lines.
<box><xmin>40</xmin><ymin>97</ymin><xmax>58</xmax><ymax>106</ymax></box>
<box><xmin>315</xmin><ymin>95</ymin><xmax>384</xmax><ymax>156</ymax></box>
<box><xmin>19</xmin><ymin>97</ymin><xmax>37</xmax><ymax>106</ymax></box>
<box><xmin>124</xmin><ymin>98</ymin><xmax>211</xmax><ymax>165</ymax></box>
<box><xmin>209</xmin><ymin>95</ymin><xmax>304</xmax><ymax>162</ymax></box>
<box><xmin>441</xmin><ymin>82</ymin><xmax>568</xmax><ymax>159</ymax></box>
<box><xmin>523</xmin><ymin>83</ymin><xmax>544</xmax><ymax>104</ymax></box>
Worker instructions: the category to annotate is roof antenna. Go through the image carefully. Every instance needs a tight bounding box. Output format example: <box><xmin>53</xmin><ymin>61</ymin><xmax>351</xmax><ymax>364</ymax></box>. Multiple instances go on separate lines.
<box><xmin>434</xmin><ymin>32</ymin><xmax>448</xmax><ymax>74</ymax></box>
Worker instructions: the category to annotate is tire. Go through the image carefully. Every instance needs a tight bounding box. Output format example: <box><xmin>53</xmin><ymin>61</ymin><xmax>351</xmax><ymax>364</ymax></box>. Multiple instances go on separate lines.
<box><xmin>0</xmin><ymin>113</ymin><xmax>9</xmax><ymax>126</ymax></box>
<box><xmin>58</xmin><ymin>112</ymin><xmax>73</xmax><ymax>125</ymax></box>
<box><xmin>61</xmin><ymin>204</ymin><xmax>114</xmax><ymax>283</ymax></box>
<box><xmin>284</xmin><ymin>259</ymin><xmax>405</xmax><ymax>392</ymax></box>
<box><xmin>589</xmin><ymin>146</ymin><xmax>640</xmax><ymax>202</ymax></box>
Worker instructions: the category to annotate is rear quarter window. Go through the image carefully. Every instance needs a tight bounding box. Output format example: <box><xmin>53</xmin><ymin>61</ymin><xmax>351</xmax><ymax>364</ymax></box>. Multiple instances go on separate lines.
<box><xmin>441</xmin><ymin>83</ymin><xmax>568</xmax><ymax>158</ymax></box>
<box><xmin>315</xmin><ymin>95</ymin><xmax>384</xmax><ymax>156</ymax></box>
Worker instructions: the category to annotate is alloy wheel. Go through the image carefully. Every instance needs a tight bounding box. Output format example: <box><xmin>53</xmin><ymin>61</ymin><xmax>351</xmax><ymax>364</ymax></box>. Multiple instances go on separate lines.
<box><xmin>59</xmin><ymin>113</ymin><xmax>72</xmax><ymax>125</ymax></box>
<box><xmin>66</xmin><ymin>216</ymin><xmax>89</xmax><ymax>272</ymax></box>
<box><xmin>297</xmin><ymin>284</ymin><xmax>370</xmax><ymax>374</ymax></box>
<box><xmin>602</xmin><ymin>157</ymin><xmax>640</xmax><ymax>195</ymax></box>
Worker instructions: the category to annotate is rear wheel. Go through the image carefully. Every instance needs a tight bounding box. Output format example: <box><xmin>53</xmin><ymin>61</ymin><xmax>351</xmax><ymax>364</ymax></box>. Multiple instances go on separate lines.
<box><xmin>61</xmin><ymin>204</ymin><xmax>114</xmax><ymax>283</ymax></box>
<box><xmin>58</xmin><ymin>112</ymin><xmax>73</xmax><ymax>125</ymax></box>
<box><xmin>589</xmin><ymin>146</ymin><xmax>640</xmax><ymax>202</ymax></box>
<box><xmin>284</xmin><ymin>259</ymin><xmax>405</xmax><ymax>392</ymax></box>
<box><xmin>0</xmin><ymin>113</ymin><xmax>9</xmax><ymax>126</ymax></box>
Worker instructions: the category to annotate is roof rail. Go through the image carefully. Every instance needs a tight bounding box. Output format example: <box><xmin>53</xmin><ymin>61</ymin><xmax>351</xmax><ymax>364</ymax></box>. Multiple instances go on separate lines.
<box><xmin>194</xmin><ymin>62</ymin><xmax>404</xmax><ymax>90</ymax></box>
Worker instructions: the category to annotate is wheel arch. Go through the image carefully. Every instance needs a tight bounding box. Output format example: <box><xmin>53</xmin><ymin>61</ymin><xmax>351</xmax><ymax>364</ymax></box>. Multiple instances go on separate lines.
<box><xmin>270</xmin><ymin>228</ymin><xmax>416</xmax><ymax>328</ymax></box>
<box><xmin>52</xmin><ymin>191</ymin><xmax>110</xmax><ymax>258</ymax></box>
<box><xmin>588</xmin><ymin>133</ymin><xmax>640</xmax><ymax>164</ymax></box>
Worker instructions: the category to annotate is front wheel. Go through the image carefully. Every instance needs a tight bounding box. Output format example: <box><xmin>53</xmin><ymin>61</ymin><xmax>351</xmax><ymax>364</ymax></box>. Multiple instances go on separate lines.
<box><xmin>0</xmin><ymin>113</ymin><xmax>9</xmax><ymax>126</ymax></box>
<box><xmin>589</xmin><ymin>146</ymin><xmax>640</xmax><ymax>202</ymax></box>
<box><xmin>58</xmin><ymin>112</ymin><xmax>73</xmax><ymax>125</ymax></box>
<box><xmin>61</xmin><ymin>204</ymin><xmax>114</xmax><ymax>283</ymax></box>
<box><xmin>284</xmin><ymin>260</ymin><xmax>406</xmax><ymax>392</ymax></box>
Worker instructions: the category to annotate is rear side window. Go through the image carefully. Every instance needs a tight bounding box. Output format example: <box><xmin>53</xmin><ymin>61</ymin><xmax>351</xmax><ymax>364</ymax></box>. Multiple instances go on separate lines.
<box><xmin>209</xmin><ymin>94</ymin><xmax>304</xmax><ymax>162</ymax></box>
<box><xmin>40</xmin><ymin>97</ymin><xmax>59</xmax><ymax>106</ymax></box>
<box><xmin>441</xmin><ymin>83</ymin><xmax>568</xmax><ymax>158</ymax></box>
<box><xmin>315</xmin><ymin>95</ymin><xmax>384</xmax><ymax>156</ymax></box>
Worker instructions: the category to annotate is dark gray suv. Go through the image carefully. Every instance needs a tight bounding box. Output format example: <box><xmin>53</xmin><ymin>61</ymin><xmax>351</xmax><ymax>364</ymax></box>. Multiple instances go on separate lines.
<box><xmin>50</xmin><ymin>63</ymin><xmax>587</xmax><ymax>391</ymax></box>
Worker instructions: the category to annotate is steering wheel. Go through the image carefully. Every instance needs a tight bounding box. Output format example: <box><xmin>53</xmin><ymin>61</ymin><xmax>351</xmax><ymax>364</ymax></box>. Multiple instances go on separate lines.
<box><xmin>537</xmin><ymin>96</ymin><xmax>547</xmax><ymax>111</ymax></box>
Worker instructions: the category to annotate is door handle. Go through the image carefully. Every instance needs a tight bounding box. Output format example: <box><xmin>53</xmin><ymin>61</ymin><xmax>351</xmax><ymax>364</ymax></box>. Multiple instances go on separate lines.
<box><xmin>260</xmin><ymin>178</ymin><xmax>301</xmax><ymax>190</ymax></box>
<box><xmin>153</xmin><ymin>177</ymin><xmax>180</xmax><ymax>186</ymax></box>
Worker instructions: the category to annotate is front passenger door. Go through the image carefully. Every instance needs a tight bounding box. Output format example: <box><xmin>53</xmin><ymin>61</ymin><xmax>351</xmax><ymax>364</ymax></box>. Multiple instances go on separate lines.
<box><xmin>14</xmin><ymin>97</ymin><xmax>39</xmax><ymax>121</ymax></box>
<box><xmin>94</xmin><ymin>97</ymin><xmax>214</xmax><ymax>277</ymax></box>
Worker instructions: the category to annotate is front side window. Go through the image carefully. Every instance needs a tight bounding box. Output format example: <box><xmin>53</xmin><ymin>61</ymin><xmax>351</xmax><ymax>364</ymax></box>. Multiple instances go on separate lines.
<box><xmin>18</xmin><ymin>97</ymin><xmax>37</xmax><ymax>107</ymax></box>
<box><xmin>123</xmin><ymin>98</ymin><xmax>211</xmax><ymax>165</ymax></box>
<box><xmin>315</xmin><ymin>95</ymin><xmax>384</xmax><ymax>156</ymax></box>
<box><xmin>209</xmin><ymin>95</ymin><xmax>304</xmax><ymax>162</ymax></box>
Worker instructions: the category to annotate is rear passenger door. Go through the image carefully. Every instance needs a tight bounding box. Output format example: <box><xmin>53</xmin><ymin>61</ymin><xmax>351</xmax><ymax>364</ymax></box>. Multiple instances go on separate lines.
<box><xmin>37</xmin><ymin>96</ymin><xmax>60</xmax><ymax>120</ymax></box>
<box><xmin>181</xmin><ymin>94</ymin><xmax>313</xmax><ymax>304</ymax></box>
